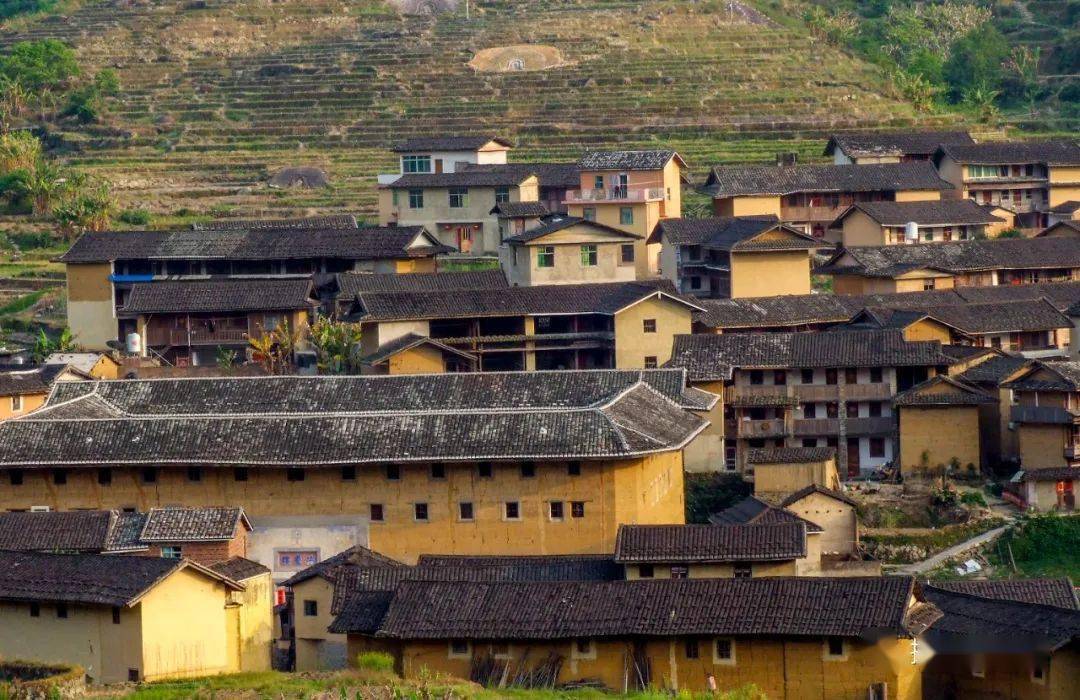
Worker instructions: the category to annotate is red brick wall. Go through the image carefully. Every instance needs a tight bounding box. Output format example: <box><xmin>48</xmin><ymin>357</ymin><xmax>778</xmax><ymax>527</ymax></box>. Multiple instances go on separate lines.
<box><xmin>143</xmin><ymin>528</ymin><xmax>247</xmax><ymax>565</ymax></box>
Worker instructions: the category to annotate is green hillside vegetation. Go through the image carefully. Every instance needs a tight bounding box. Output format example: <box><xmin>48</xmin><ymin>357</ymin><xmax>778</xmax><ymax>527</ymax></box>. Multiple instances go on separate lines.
<box><xmin>793</xmin><ymin>0</ymin><xmax>1078</xmax><ymax>130</ymax></box>
<box><xmin>987</xmin><ymin>513</ymin><xmax>1080</xmax><ymax>580</ymax></box>
<box><xmin>0</xmin><ymin>0</ymin><xmax>961</xmax><ymax>223</ymax></box>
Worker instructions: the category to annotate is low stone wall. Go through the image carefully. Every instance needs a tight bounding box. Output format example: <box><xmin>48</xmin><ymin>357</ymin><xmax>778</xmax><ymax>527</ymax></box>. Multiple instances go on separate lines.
<box><xmin>0</xmin><ymin>662</ymin><xmax>85</xmax><ymax>699</ymax></box>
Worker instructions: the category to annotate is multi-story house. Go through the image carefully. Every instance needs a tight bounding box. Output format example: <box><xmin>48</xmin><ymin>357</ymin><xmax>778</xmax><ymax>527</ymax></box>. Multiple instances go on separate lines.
<box><xmin>699</xmin><ymin>161</ymin><xmax>951</xmax><ymax>240</ymax></box>
<box><xmin>934</xmin><ymin>140</ymin><xmax>1080</xmax><ymax>230</ymax></box>
<box><xmin>59</xmin><ymin>225</ymin><xmax>449</xmax><ymax>351</ymax></box>
<box><xmin>377</xmin><ymin>136</ymin><xmax>512</xmax><ymax>183</ymax></box>
<box><xmin>466</xmin><ymin>162</ymin><xmax>581</xmax><ymax>214</ymax></box>
<box><xmin>652</xmin><ymin>215</ymin><xmax>821</xmax><ymax>298</ymax></box>
<box><xmin>831</xmin><ymin>199</ymin><xmax>1008</xmax><ymax>247</ymax></box>
<box><xmin>564</xmin><ymin>150</ymin><xmax>687</xmax><ymax>277</ymax></box>
<box><xmin>347</xmin><ymin>279</ymin><xmax>702</xmax><ymax>371</ymax></box>
<box><xmin>818</xmin><ymin>237</ymin><xmax>1080</xmax><ymax>294</ymax></box>
<box><xmin>666</xmin><ymin>329</ymin><xmax>950</xmax><ymax>475</ymax></box>
<box><xmin>499</xmin><ymin>215</ymin><xmax>642</xmax><ymax>286</ymax></box>
<box><xmin>0</xmin><ymin>371</ymin><xmax>714</xmax><ymax>563</ymax></box>
<box><xmin>824</xmin><ymin>130</ymin><xmax>974</xmax><ymax>165</ymax></box>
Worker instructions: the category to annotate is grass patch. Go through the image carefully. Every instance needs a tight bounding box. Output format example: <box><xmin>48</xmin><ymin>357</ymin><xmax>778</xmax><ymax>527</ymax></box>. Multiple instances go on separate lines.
<box><xmin>985</xmin><ymin>513</ymin><xmax>1080</xmax><ymax>580</ymax></box>
<box><xmin>439</xmin><ymin>257</ymin><xmax>502</xmax><ymax>273</ymax></box>
<box><xmin>0</xmin><ymin>288</ymin><xmax>51</xmax><ymax>316</ymax></box>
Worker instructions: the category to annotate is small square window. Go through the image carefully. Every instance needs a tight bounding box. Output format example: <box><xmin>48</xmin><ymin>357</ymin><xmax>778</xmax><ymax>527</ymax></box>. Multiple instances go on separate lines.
<box><xmin>128</xmin><ymin>669</ymin><xmax>139</xmax><ymax>683</ymax></box>
<box><xmin>869</xmin><ymin>438</ymin><xmax>886</xmax><ymax>459</ymax></box>
<box><xmin>749</xmin><ymin>370</ymin><xmax>764</xmax><ymax>385</ymax></box>
<box><xmin>537</xmin><ymin>246</ymin><xmax>555</xmax><ymax>268</ymax></box>
<box><xmin>370</xmin><ymin>504</ymin><xmax>384</xmax><ymax>522</ymax></box>
<box><xmin>826</xmin><ymin>369</ymin><xmax>838</xmax><ymax>385</ymax></box>
<box><xmin>414</xmin><ymin>503</ymin><xmax>429</xmax><ymax>521</ymax></box>
<box><xmin>567</xmin><ymin>462</ymin><xmax>581</xmax><ymax>476</ymax></box>
<box><xmin>495</xmin><ymin>186</ymin><xmax>510</xmax><ymax>204</ymax></box>
<box><xmin>549</xmin><ymin>501</ymin><xmax>564</xmax><ymax>520</ymax></box>
<box><xmin>733</xmin><ymin>562</ymin><xmax>751</xmax><ymax>579</ymax></box>
<box><xmin>504</xmin><ymin>501</ymin><xmax>520</xmax><ymax>520</ymax></box>
<box><xmin>580</xmin><ymin>244</ymin><xmax>598</xmax><ymax>267</ymax></box>
<box><xmin>685</xmin><ymin>639</ymin><xmax>699</xmax><ymax>659</ymax></box>
<box><xmin>141</xmin><ymin>468</ymin><xmax>157</xmax><ymax>484</ymax></box>
<box><xmin>187</xmin><ymin>467</ymin><xmax>201</xmax><ymax>482</ymax></box>
<box><xmin>408</xmin><ymin>189</ymin><xmax>424</xmax><ymax>209</ymax></box>
<box><xmin>670</xmin><ymin>565</ymin><xmax>688</xmax><ymax>579</ymax></box>
<box><xmin>582</xmin><ymin>207</ymin><xmax>596</xmax><ymax>221</ymax></box>
<box><xmin>714</xmin><ymin>638</ymin><xmax>735</xmax><ymax>664</ymax></box>
<box><xmin>448</xmin><ymin>187</ymin><xmax>468</xmax><ymax>208</ymax></box>
<box><xmin>386</xmin><ymin>464</ymin><xmax>401</xmax><ymax>481</ymax></box>
<box><xmin>303</xmin><ymin>600</ymin><xmax>318</xmax><ymax>617</ymax></box>
<box><xmin>1031</xmin><ymin>659</ymin><xmax>1047</xmax><ymax>684</ymax></box>
<box><xmin>801</xmin><ymin>369</ymin><xmax>814</xmax><ymax>384</ymax></box>
<box><xmin>825</xmin><ymin>637</ymin><xmax>846</xmax><ymax>660</ymax></box>
<box><xmin>620</xmin><ymin>244</ymin><xmax>635</xmax><ymax>265</ymax></box>
<box><xmin>478</xmin><ymin>462</ymin><xmax>493</xmax><ymax>479</ymax></box>
<box><xmin>689</xmin><ymin>276</ymin><xmax>702</xmax><ymax>290</ymax></box>
<box><xmin>97</xmin><ymin>468</ymin><xmax>112</xmax><ymax>486</ymax></box>
<box><xmin>10</xmin><ymin>395</ymin><xmax>22</xmax><ymax>412</ymax></box>
<box><xmin>520</xmin><ymin>462</ymin><xmax>535</xmax><ymax>478</ymax></box>
<box><xmin>234</xmin><ymin>467</ymin><xmax>249</xmax><ymax>482</ymax></box>
<box><xmin>29</xmin><ymin>602</ymin><xmax>40</xmax><ymax>617</ymax></box>
<box><xmin>638</xmin><ymin>564</ymin><xmax>654</xmax><ymax>578</ymax></box>
<box><xmin>112</xmin><ymin>607</ymin><xmax>121</xmax><ymax>625</ymax></box>
<box><xmin>9</xmin><ymin>469</ymin><xmax>23</xmax><ymax>486</ymax></box>
<box><xmin>643</xmin><ymin>319</ymin><xmax>657</xmax><ymax>333</ymax></box>
<box><xmin>490</xmin><ymin>642</ymin><xmax>511</xmax><ymax>659</ymax></box>
<box><xmin>572</xmin><ymin>638</ymin><xmax>596</xmax><ymax>659</ymax></box>
<box><xmin>459</xmin><ymin>502</ymin><xmax>474</xmax><ymax>521</ymax></box>
<box><xmin>449</xmin><ymin>640</ymin><xmax>471</xmax><ymax>658</ymax></box>
<box><xmin>161</xmin><ymin>546</ymin><xmax>182</xmax><ymax>559</ymax></box>
<box><xmin>644</xmin><ymin>356</ymin><xmax>658</xmax><ymax>369</ymax></box>
<box><xmin>774</xmin><ymin>370</ymin><xmax>787</xmax><ymax>386</ymax></box>
<box><xmin>571</xmin><ymin>501</ymin><xmax>585</xmax><ymax>518</ymax></box>
<box><xmin>52</xmin><ymin>469</ymin><xmax>67</xmax><ymax>485</ymax></box>
<box><xmin>870</xmin><ymin>367</ymin><xmax>883</xmax><ymax>383</ymax></box>
<box><xmin>57</xmin><ymin>603</ymin><xmax>68</xmax><ymax>619</ymax></box>
<box><xmin>970</xmin><ymin>653</ymin><xmax>986</xmax><ymax>678</ymax></box>
<box><xmin>619</xmin><ymin>207</ymin><xmax>634</xmax><ymax>225</ymax></box>
<box><xmin>342</xmin><ymin>466</ymin><xmax>357</xmax><ymax>481</ymax></box>
<box><xmin>286</xmin><ymin>468</ymin><xmax>305</xmax><ymax>482</ymax></box>
<box><xmin>430</xmin><ymin>463</ymin><xmax>446</xmax><ymax>480</ymax></box>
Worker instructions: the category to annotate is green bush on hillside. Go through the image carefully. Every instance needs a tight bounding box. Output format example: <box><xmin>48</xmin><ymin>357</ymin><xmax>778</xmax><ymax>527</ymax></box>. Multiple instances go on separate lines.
<box><xmin>0</xmin><ymin>0</ymin><xmax>61</xmax><ymax>21</ymax></box>
<box><xmin>997</xmin><ymin>513</ymin><xmax>1080</xmax><ymax>579</ymax></box>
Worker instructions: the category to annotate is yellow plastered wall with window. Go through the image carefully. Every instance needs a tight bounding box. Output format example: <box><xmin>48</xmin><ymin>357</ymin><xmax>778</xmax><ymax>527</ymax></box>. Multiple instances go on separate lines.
<box><xmin>612</xmin><ymin>296</ymin><xmax>693</xmax><ymax>368</ymax></box>
<box><xmin>293</xmin><ymin>577</ymin><xmax>346</xmax><ymax>672</ymax></box>
<box><xmin>924</xmin><ymin>647</ymin><xmax>1079</xmax><ymax>700</ymax></box>
<box><xmin>623</xmin><ymin>559</ymin><xmax>798</xmax><ymax>580</ymax></box>
<box><xmin>752</xmin><ymin>457</ymin><xmax>839</xmax><ymax>495</ymax></box>
<box><xmin>0</xmin><ymin>391</ymin><xmax>47</xmax><ymax>420</ymax></box>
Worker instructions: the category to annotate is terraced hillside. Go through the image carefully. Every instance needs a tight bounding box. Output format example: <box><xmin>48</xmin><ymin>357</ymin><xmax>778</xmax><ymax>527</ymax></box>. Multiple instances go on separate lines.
<box><xmin>0</xmin><ymin>0</ymin><xmax>954</xmax><ymax>220</ymax></box>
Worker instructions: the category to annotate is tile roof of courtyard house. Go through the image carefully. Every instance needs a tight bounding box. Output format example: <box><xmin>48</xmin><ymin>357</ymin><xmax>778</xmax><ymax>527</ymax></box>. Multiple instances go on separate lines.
<box><xmin>892</xmin><ymin>375</ymin><xmax>996</xmax><ymax>407</ymax></box>
<box><xmin>210</xmin><ymin>557</ymin><xmax>271</xmax><ymax>581</ymax></box>
<box><xmin>352</xmin><ymin>576</ymin><xmax>938</xmax><ymax>640</ymax></box>
<box><xmin>190</xmin><ymin>214</ymin><xmax>358</xmax><ymax>230</ymax></box>
<box><xmin>0</xmin><ymin>550</ymin><xmax>242</xmax><ymax>607</ymax></box>
<box><xmin>614</xmin><ymin>523</ymin><xmax>807</xmax><ymax>563</ymax></box>
<box><xmin>857</xmin><ymin>298</ymin><xmax>1073</xmax><ymax>336</ymax></box>
<box><xmin>955</xmin><ymin>354</ymin><xmax>1032</xmax><ymax>385</ymax></box>
<box><xmin>745</xmin><ymin>446</ymin><xmax>837</xmax><ymax>464</ymax></box>
<box><xmin>392</xmin><ymin>136</ymin><xmax>512</xmax><ymax>152</ymax></box>
<box><xmin>0</xmin><ymin>364</ymin><xmax>75</xmax><ymax>398</ymax></box>
<box><xmin>0</xmin><ymin>371</ymin><xmax>714</xmax><ymax>468</ymax></box>
<box><xmin>832</xmin><ymin>199</ymin><xmax>1004</xmax><ymax>227</ymax></box>
<box><xmin>935</xmin><ymin>140</ymin><xmax>1080</xmax><ymax>166</ymax></box>
<box><xmin>120</xmin><ymin>278</ymin><xmax>318</xmax><ymax>315</ymax></box>
<box><xmin>926</xmin><ymin>578</ymin><xmax>1077</xmax><ymax>610</ymax></box>
<box><xmin>818</xmin><ymin>238</ymin><xmax>1080</xmax><ymax>278</ymax></box>
<box><xmin>386</xmin><ymin>170</ymin><xmax>537</xmax><ymax>188</ymax></box>
<box><xmin>824</xmin><ymin>130</ymin><xmax>974</xmax><ymax>159</ymax></box>
<box><xmin>707</xmin><ymin>496</ymin><xmax>823</xmax><ymax>532</ymax></box>
<box><xmin>351</xmin><ymin>279</ymin><xmax>703</xmax><ymax>322</ymax></box>
<box><xmin>778</xmin><ymin>485</ymin><xmax>859</xmax><ymax>508</ymax></box>
<box><xmin>463</xmin><ymin>162</ymin><xmax>581</xmax><ymax>189</ymax></box>
<box><xmin>920</xmin><ymin>584</ymin><xmax>1080</xmax><ymax>654</ymax></box>
<box><xmin>282</xmin><ymin>545</ymin><xmax>406</xmax><ymax>587</ymax></box>
<box><xmin>578</xmin><ymin>150</ymin><xmax>685</xmax><ymax>171</ymax></box>
<box><xmin>139</xmin><ymin>507</ymin><xmax>249</xmax><ymax>542</ymax></box>
<box><xmin>700</xmin><ymin>161</ymin><xmax>951</xmax><ymax>198</ymax></box>
<box><xmin>666</xmin><ymin>329</ymin><xmax>949</xmax><ymax>381</ymax></box>
<box><xmin>1018</xmin><ymin>467</ymin><xmax>1080</xmax><ymax>483</ymax></box>
<box><xmin>488</xmin><ymin>201</ymin><xmax>552</xmax><ymax>219</ymax></box>
<box><xmin>359</xmin><ymin>333</ymin><xmax>477</xmax><ymax>367</ymax></box>
<box><xmin>59</xmin><ymin>226</ymin><xmax>451</xmax><ymax>263</ymax></box>
<box><xmin>654</xmin><ymin>216</ymin><xmax>821</xmax><ymax>251</ymax></box>
<box><xmin>503</xmin><ymin>215</ymin><xmax>639</xmax><ymax>244</ymax></box>
<box><xmin>335</xmin><ymin>269</ymin><xmax>508</xmax><ymax>300</ymax></box>
<box><xmin>1003</xmin><ymin>360</ymin><xmax>1080</xmax><ymax>391</ymax></box>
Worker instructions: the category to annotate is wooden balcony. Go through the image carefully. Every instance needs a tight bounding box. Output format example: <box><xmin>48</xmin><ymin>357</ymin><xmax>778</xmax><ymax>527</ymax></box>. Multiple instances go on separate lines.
<box><xmin>1011</xmin><ymin>405</ymin><xmax>1076</xmax><ymax>425</ymax></box>
<box><xmin>843</xmin><ymin>383</ymin><xmax>894</xmax><ymax>400</ymax></box>
<box><xmin>793</xmin><ymin>418</ymin><xmax>839</xmax><ymax>436</ymax></box>
<box><xmin>780</xmin><ymin>205</ymin><xmax>845</xmax><ymax>224</ymax></box>
<box><xmin>846</xmin><ymin>417</ymin><xmax>895</xmax><ymax>436</ymax></box>
<box><xmin>147</xmin><ymin>327</ymin><xmax>249</xmax><ymax>347</ymax></box>
<box><xmin>735</xmin><ymin>418</ymin><xmax>789</xmax><ymax>438</ymax></box>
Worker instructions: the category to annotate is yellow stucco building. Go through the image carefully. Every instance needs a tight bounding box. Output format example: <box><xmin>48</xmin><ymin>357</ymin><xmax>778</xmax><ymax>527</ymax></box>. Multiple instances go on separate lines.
<box><xmin>894</xmin><ymin>375</ymin><xmax>995</xmax><ymax>477</ymax></box>
<box><xmin>499</xmin><ymin>216</ymin><xmax>642</xmax><ymax>286</ymax></box>
<box><xmin>745</xmin><ymin>446</ymin><xmax>840</xmax><ymax>495</ymax></box>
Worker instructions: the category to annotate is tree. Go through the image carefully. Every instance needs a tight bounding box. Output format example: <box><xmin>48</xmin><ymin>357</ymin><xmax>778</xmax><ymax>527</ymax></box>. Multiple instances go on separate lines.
<box><xmin>961</xmin><ymin>86</ymin><xmax>1001</xmax><ymax>123</ymax></box>
<box><xmin>61</xmin><ymin>69</ymin><xmax>120</xmax><ymax>123</ymax></box>
<box><xmin>0</xmin><ymin>39</ymin><xmax>79</xmax><ymax>92</ymax></box>
<box><xmin>23</xmin><ymin>159</ymin><xmax>67</xmax><ymax>215</ymax></box>
<box><xmin>0</xmin><ymin>130</ymin><xmax>40</xmax><ymax>173</ymax></box>
<box><xmin>1003</xmin><ymin>45</ymin><xmax>1041</xmax><ymax>109</ymax></box>
<box><xmin>307</xmin><ymin>317</ymin><xmax>364</xmax><ymax>374</ymax></box>
<box><xmin>53</xmin><ymin>180</ymin><xmax>115</xmax><ymax>237</ymax></box>
<box><xmin>31</xmin><ymin>326</ymin><xmax>78</xmax><ymax>362</ymax></box>
<box><xmin>247</xmin><ymin>319</ymin><xmax>303</xmax><ymax>375</ymax></box>
<box><xmin>944</xmin><ymin>25</ymin><xmax>1010</xmax><ymax>101</ymax></box>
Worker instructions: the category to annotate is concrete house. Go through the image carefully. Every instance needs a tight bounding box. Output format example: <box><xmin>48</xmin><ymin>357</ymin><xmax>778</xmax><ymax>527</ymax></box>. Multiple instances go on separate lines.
<box><xmin>59</xmin><ymin>225</ymin><xmax>449</xmax><ymax>352</ymax></box>
<box><xmin>0</xmin><ymin>550</ymin><xmax>257</xmax><ymax>683</ymax></box>
<box><xmin>666</xmin><ymin>329</ymin><xmax>950</xmax><ymax>475</ymax></box>
<box><xmin>934</xmin><ymin>140</ymin><xmax>1080</xmax><ymax>231</ymax></box>
<box><xmin>331</xmin><ymin>576</ymin><xmax>939</xmax><ymax>698</ymax></box>
<box><xmin>818</xmin><ymin>238</ymin><xmax>1080</xmax><ymax>294</ymax></box>
<box><xmin>832</xmin><ymin>199</ymin><xmax>1007</xmax><ymax>247</ymax></box>
<box><xmin>824</xmin><ymin>130</ymin><xmax>974</xmax><ymax>165</ymax></box>
<box><xmin>378</xmin><ymin>136</ymin><xmax>512</xmax><ymax>182</ymax></box>
<box><xmin>700</xmin><ymin>161</ymin><xmax>951</xmax><ymax>240</ymax></box>
<box><xmin>347</xmin><ymin>280</ymin><xmax>703</xmax><ymax>371</ymax></box>
<box><xmin>499</xmin><ymin>215</ymin><xmax>642</xmax><ymax>286</ymax></box>
<box><xmin>0</xmin><ymin>371</ymin><xmax>713</xmax><ymax>563</ymax></box>
<box><xmin>652</xmin><ymin>215</ymin><xmax>821</xmax><ymax>298</ymax></box>
<box><xmin>564</xmin><ymin>150</ymin><xmax>687</xmax><ymax>277</ymax></box>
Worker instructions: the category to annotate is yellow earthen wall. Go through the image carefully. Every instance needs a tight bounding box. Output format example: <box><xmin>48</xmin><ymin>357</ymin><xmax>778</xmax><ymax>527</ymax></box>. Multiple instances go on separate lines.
<box><xmin>65</xmin><ymin>262</ymin><xmax>115</xmax><ymax>351</ymax></box>
<box><xmin>729</xmin><ymin>251</ymin><xmax>812</xmax><ymax>298</ymax></box>
<box><xmin>613</xmin><ymin>297</ymin><xmax>692</xmax><ymax>368</ymax></box>
<box><xmin>899</xmin><ymin>406</ymin><xmax>981</xmax><ymax>476</ymax></box>
<box><xmin>387</xmin><ymin>345</ymin><xmax>446</xmax><ymax>375</ymax></box>
<box><xmin>0</xmin><ymin>391</ymin><xmax>47</xmax><ymax>420</ymax></box>
<box><xmin>1018</xmin><ymin>424</ymin><xmax>1068</xmax><ymax>469</ymax></box>
<box><xmin>137</xmin><ymin>568</ymin><xmax>232</xmax><ymax>681</ymax></box>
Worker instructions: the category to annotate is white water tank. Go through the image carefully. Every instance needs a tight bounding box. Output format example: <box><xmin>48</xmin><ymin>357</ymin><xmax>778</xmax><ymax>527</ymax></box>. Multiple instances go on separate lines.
<box><xmin>904</xmin><ymin>221</ymin><xmax>919</xmax><ymax>243</ymax></box>
<box><xmin>126</xmin><ymin>332</ymin><xmax>142</xmax><ymax>354</ymax></box>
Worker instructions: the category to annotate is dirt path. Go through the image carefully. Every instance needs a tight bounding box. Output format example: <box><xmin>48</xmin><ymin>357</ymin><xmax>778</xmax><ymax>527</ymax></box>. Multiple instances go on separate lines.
<box><xmin>891</xmin><ymin>521</ymin><xmax>1014</xmax><ymax>576</ymax></box>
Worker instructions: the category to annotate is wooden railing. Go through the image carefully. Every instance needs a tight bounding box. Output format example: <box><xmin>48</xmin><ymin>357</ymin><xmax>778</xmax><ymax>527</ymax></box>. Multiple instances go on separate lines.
<box><xmin>735</xmin><ymin>418</ymin><xmax>788</xmax><ymax>438</ymax></box>
<box><xmin>565</xmin><ymin>187</ymin><xmax>665</xmax><ymax>203</ymax></box>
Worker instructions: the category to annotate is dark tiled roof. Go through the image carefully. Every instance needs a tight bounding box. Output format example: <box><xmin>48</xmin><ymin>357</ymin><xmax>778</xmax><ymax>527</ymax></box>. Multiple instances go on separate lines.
<box><xmin>819</xmin><ymin>238</ymin><xmax>1080</xmax><ymax>278</ymax></box>
<box><xmin>190</xmin><ymin>215</ymin><xmax>358</xmax><ymax>230</ymax></box>
<box><xmin>60</xmin><ymin>226</ymin><xmax>448</xmax><ymax>263</ymax></box>
<box><xmin>746</xmin><ymin>447</ymin><xmax>836</xmax><ymax>464</ymax></box>
<box><xmin>0</xmin><ymin>511</ymin><xmax>115</xmax><ymax>552</ymax></box>
<box><xmin>893</xmin><ymin>376</ymin><xmax>996</xmax><ymax>406</ymax></box>
<box><xmin>839</xmin><ymin>199</ymin><xmax>1003</xmax><ymax>226</ymax></box>
<box><xmin>329</xmin><ymin>590</ymin><xmax>396</xmax><ymax>634</ymax></box>
<box><xmin>701</xmin><ymin>161</ymin><xmax>950</xmax><ymax>198</ymax></box>
<box><xmin>1004</xmin><ymin>360</ymin><xmax>1080</xmax><ymax>391</ymax></box>
<box><xmin>121</xmin><ymin>278</ymin><xmax>316</xmax><ymax>315</ymax></box>
<box><xmin>210</xmin><ymin>556</ymin><xmax>271</xmax><ymax>581</ymax></box>
<box><xmin>921</xmin><ymin>585</ymin><xmax>1080</xmax><ymax>653</ymax></box>
<box><xmin>657</xmin><ymin>217</ymin><xmax>820</xmax><ymax>252</ymax></box>
<box><xmin>0</xmin><ymin>365</ymin><xmax>70</xmax><ymax>398</ymax></box>
<box><xmin>614</xmin><ymin>523</ymin><xmax>806</xmax><ymax>563</ymax></box>
<box><xmin>0</xmin><ymin>550</ymin><xmax>187</xmax><ymax>606</ymax></box>
<box><xmin>353</xmin><ymin>279</ymin><xmax>700</xmax><ymax>322</ymax></box>
<box><xmin>707</xmin><ymin>496</ymin><xmax>823</xmax><ymax>532</ymax></box>
<box><xmin>927</xmin><ymin>579</ymin><xmax>1077</xmax><ymax>610</ymax></box>
<box><xmin>937</xmin><ymin>140</ymin><xmax>1080</xmax><ymax>166</ymax></box>
<box><xmin>336</xmin><ymin>270</ymin><xmax>507</xmax><ymax>299</ymax></box>
<box><xmin>387</xmin><ymin>170</ymin><xmax>534</xmax><ymax>188</ymax></box>
<box><xmin>369</xmin><ymin>576</ymin><xmax>932</xmax><ymax>639</ymax></box>
<box><xmin>360</xmin><ymin>333</ymin><xmax>476</xmax><ymax>366</ymax></box>
<box><xmin>392</xmin><ymin>136</ymin><xmax>511</xmax><ymax>152</ymax></box>
<box><xmin>919</xmin><ymin>299</ymin><xmax>1071</xmax><ymax>334</ymax></box>
<box><xmin>1039</xmin><ymin>220</ymin><xmax>1080</xmax><ymax>237</ymax></box>
<box><xmin>779</xmin><ymin>485</ymin><xmax>859</xmax><ymax>508</ymax></box>
<box><xmin>956</xmin><ymin>354</ymin><xmax>1031</xmax><ymax>385</ymax></box>
<box><xmin>1020</xmin><ymin>467</ymin><xmax>1080</xmax><ymax>482</ymax></box>
<box><xmin>462</xmin><ymin>162</ymin><xmax>581</xmax><ymax>189</ymax></box>
<box><xmin>140</xmin><ymin>507</ymin><xmax>246</xmax><ymax>542</ymax></box>
<box><xmin>283</xmin><ymin>545</ymin><xmax>405</xmax><ymax>587</ymax></box>
<box><xmin>825</xmin><ymin>130</ymin><xmax>973</xmax><ymax>158</ymax></box>
<box><xmin>489</xmin><ymin>201</ymin><xmax>551</xmax><ymax>218</ymax></box>
<box><xmin>578</xmin><ymin>150</ymin><xmax>680</xmax><ymax>171</ymax></box>
<box><xmin>1048</xmin><ymin>201</ymin><xmax>1080</xmax><ymax>214</ymax></box>
<box><xmin>503</xmin><ymin>215</ymin><xmax>639</xmax><ymax>244</ymax></box>
<box><xmin>666</xmin><ymin>330</ymin><xmax>947</xmax><ymax>381</ymax></box>
<box><xmin>105</xmin><ymin>512</ymin><xmax>149</xmax><ymax>552</ymax></box>
<box><xmin>415</xmin><ymin>554</ymin><xmax>622</xmax><ymax>581</ymax></box>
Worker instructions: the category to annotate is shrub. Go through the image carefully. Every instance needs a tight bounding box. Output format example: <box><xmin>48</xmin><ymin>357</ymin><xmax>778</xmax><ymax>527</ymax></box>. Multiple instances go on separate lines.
<box><xmin>959</xmin><ymin>491</ymin><xmax>987</xmax><ymax>507</ymax></box>
<box><xmin>117</xmin><ymin>207</ymin><xmax>151</xmax><ymax>225</ymax></box>
<box><xmin>0</xmin><ymin>39</ymin><xmax>79</xmax><ymax>91</ymax></box>
<box><xmin>355</xmin><ymin>651</ymin><xmax>394</xmax><ymax>673</ymax></box>
<box><xmin>685</xmin><ymin>472</ymin><xmax>751</xmax><ymax>524</ymax></box>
